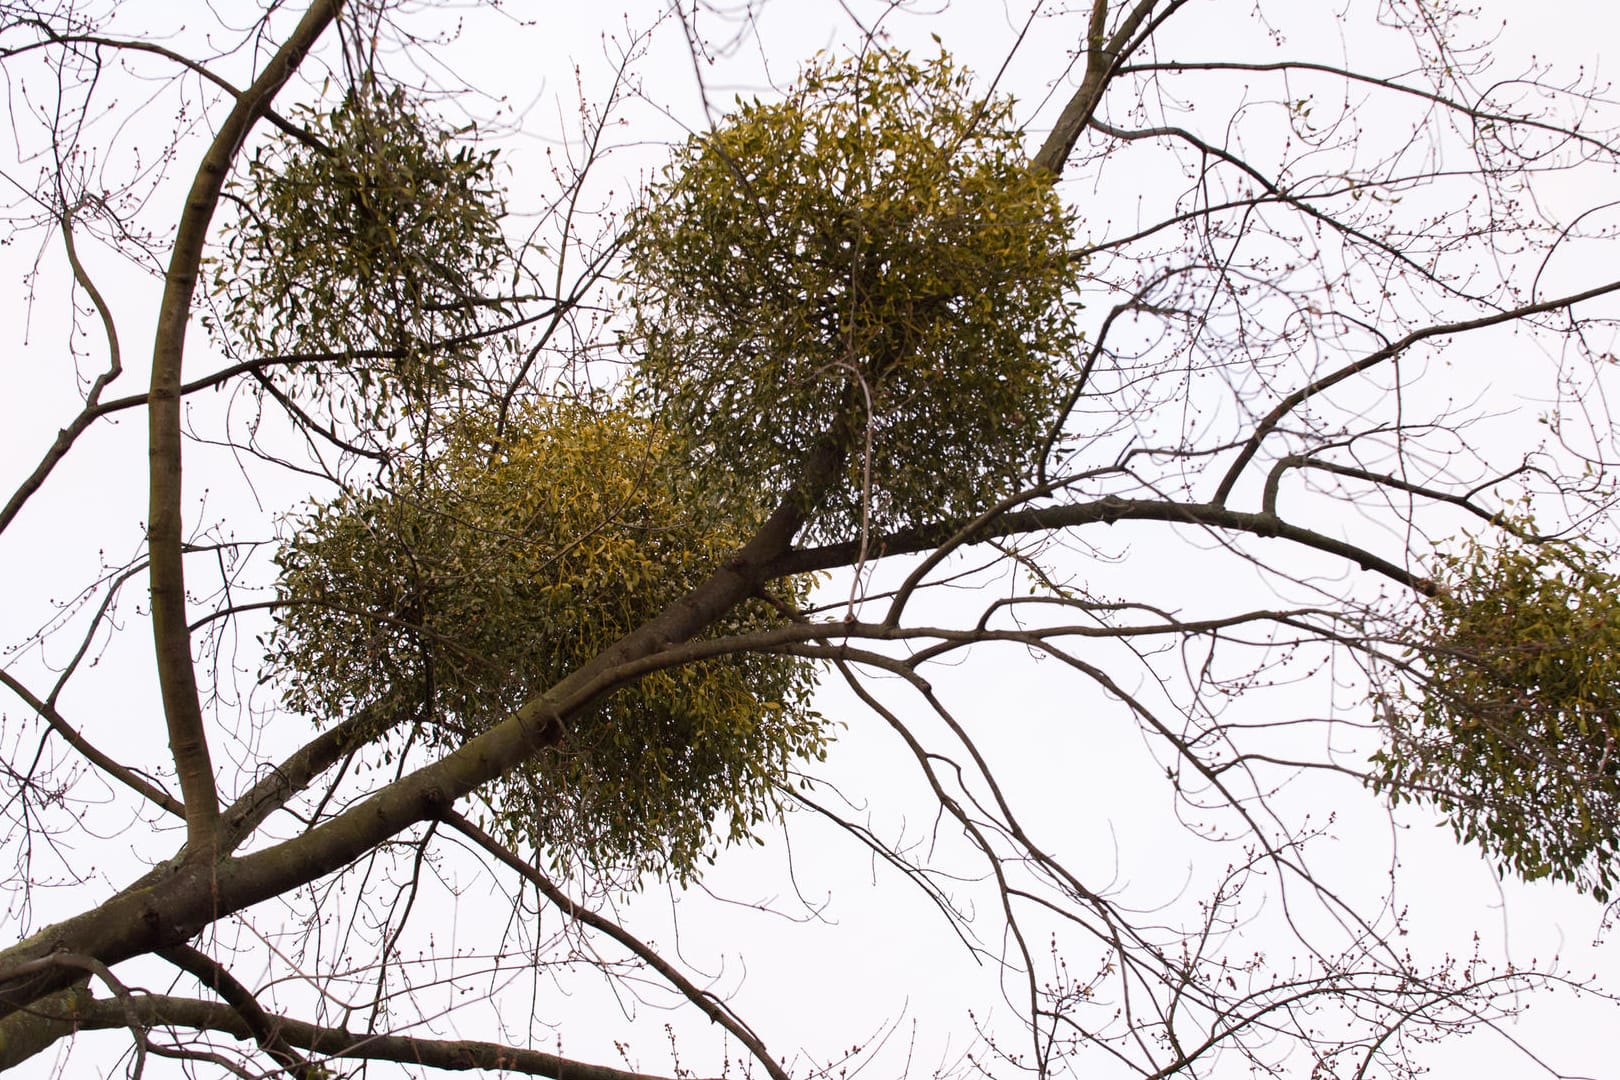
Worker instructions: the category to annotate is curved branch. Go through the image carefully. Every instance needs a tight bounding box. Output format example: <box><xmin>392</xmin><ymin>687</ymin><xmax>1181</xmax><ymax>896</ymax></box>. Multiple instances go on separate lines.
<box><xmin>0</xmin><ymin>668</ymin><xmax>183</xmax><ymax>819</ymax></box>
<box><xmin>772</xmin><ymin>495</ymin><xmax>1438</xmax><ymax>594</ymax></box>
<box><xmin>1115</xmin><ymin>59</ymin><xmax>1620</xmax><ymax>160</ymax></box>
<box><xmin>439</xmin><ymin>811</ymin><xmax>792</xmax><ymax>1080</ymax></box>
<box><xmin>1261</xmin><ymin>454</ymin><xmax>1537</xmax><ymax>520</ymax></box>
<box><xmin>1211</xmin><ymin>278</ymin><xmax>1620</xmax><ymax>505</ymax></box>
<box><xmin>156</xmin><ymin>944</ymin><xmax>314</xmax><ymax>1079</ymax></box>
<box><xmin>2</xmin><ymin>20</ymin><xmax>326</xmax><ymax>148</ymax></box>
<box><xmin>54</xmin><ymin>991</ymin><xmax>705</xmax><ymax>1080</ymax></box>
<box><xmin>0</xmin><ymin>204</ymin><xmax>123</xmax><ymax>537</ymax></box>
<box><xmin>146</xmin><ymin>0</ymin><xmax>342</xmax><ymax>856</ymax></box>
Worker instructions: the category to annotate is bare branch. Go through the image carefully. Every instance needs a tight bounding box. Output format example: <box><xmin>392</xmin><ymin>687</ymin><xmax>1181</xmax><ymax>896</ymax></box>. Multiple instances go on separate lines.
<box><xmin>52</xmin><ymin>991</ymin><xmax>707</xmax><ymax>1080</ymax></box>
<box><xmin>145</xmin><ymin>0</ymin><xmax>342</xmax><ymax>856</ymax></box>
<box><xmin>440</xmin><ymin>811</ymin><xmax>793</xmax><ymax>1080</ymax></box>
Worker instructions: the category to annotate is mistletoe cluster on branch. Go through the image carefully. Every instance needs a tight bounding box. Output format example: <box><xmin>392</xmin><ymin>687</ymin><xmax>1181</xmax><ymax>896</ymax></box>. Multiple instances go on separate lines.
<box><xmin>213</xmin><ymin>78</ymin><xmax>511</xmax><ymax>422</ymax></box>
<box><xmin>1376</xmin><ymin>523</ymin><xmax>1620</xmax><ymax>899</ymax></box>
<box><xmin>626</xmin><ymin>49</ymin><xmax>1083</xmax><ymax>540</ymax></box>
<box><xmin>271</xmin><ymin>401</ymin><xmax>824</xmax><ymax>880</ymax></box>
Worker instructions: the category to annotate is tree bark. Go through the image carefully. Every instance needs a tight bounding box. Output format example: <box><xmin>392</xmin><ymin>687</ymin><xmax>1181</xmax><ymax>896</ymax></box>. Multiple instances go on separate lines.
<box><xmin>146</xmin><ymin>0</ymin><xmax>344</xmax><ymax>856</ymax></box>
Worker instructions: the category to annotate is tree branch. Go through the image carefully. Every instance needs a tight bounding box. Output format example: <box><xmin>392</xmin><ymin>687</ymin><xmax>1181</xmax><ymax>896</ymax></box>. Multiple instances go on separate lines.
<box><xmin>771</xmin><ymin>495</ymin><xmax>1437</xmax><ymax>594</ymax></box>
<box><xmin>1033</xmin><ymin>0</ymin><xmax>1187</xmax><ymax>175</ymax></box>
<box><xmin>22</xmin><ymin>991</ymin><xmax>706</xmax><ymax>1080</ymax></box>
<box><xmin>1211</xmin><ymin>278</ymin><xmax>1620</xmax><ymax>505</ymax></box>
<box><xmin>2</xmin><ymin>20</ymin><xmax>326</xmax><ymax>148</ymax></box>
<box><xmin>439</xmin><ymin>811</ymin><xmax>792</xmax><ymax>1080</ymax></box>
<box><xmin>0</xmin><ymin>419</ymin><xmax>847</xmax><ymax>1021</ymax></box>
<box><xmin>146</xmin><ymin>0</ymin><xmax>342</xmax><ymax>857</ymax></box>
<box><xmin>156</xmin><ymin>944</ymin><xmax>314</xmax><ymax>1079</ymax></box>
<box><xmin>0</xmin><ymin>668</ymin><xmax>184</xmax><ymax>819</ymax></box>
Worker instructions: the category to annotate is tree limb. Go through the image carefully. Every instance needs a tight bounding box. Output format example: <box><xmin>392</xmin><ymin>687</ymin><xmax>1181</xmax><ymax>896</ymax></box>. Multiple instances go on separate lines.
<box><xmin>16</xmin><ymin>990</ymin><xmax>706</xmax><ymax>1080</ymax></box>
<box><xmin>1211</xmin><ymin>278</ymin><xmax>1620</xmax><ymax>505</ymax></box>
<box><xmin>0</xmin><ymin>668</ymin><xmax>183</xmax><ymax>819</ymax></box>
<box><xmin>156</xmin><ymin>944</ymin><xmax>314</xmax><ymax>1079</ymax></box>
<box><xmin>1033</xmin><ymin>0</ymin><xmax>1187</xmax><ymax>175</ymax></box>
<box><xmin>771</xmin><ymin>495</ymin><xmax>1437</xmax><ymax>594</ymax></box>
<box><xmin>440</xmin><ymin>811</ymin><xmax>792</xmax><ymax>1080</ymax></box>
<box><xmin>145</xmin><ymin>0</ymin><xmax>342</xmax><ymax>857</ymax></box>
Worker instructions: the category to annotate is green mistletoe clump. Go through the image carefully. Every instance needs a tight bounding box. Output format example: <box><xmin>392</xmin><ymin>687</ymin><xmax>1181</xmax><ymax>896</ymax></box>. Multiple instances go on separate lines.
<box><xmin>1374</xmin><ymin>524</ymin><xmax>1620</xmax><ymax>898</ymax></box>
<box><xmin>269</xmin><ymin>402</ymin><xmax>823</xmax><ymax>881</ymax></box>
<box><xmin>626</xmin><ymin>49</ymin><xmax>1082</xmax><ymax>540</ymax></box>
<box><xmin>215</xmin><ymin>79</ymin><xmax>509</xmax><ymax>420</ymax></box>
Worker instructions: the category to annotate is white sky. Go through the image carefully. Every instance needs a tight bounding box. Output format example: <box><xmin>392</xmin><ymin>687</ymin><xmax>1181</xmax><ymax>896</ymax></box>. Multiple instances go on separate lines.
<box><xmin>3</xmin><ymin>1</ymin><xmax>1620</xmax><ymax>1077</ymax></box>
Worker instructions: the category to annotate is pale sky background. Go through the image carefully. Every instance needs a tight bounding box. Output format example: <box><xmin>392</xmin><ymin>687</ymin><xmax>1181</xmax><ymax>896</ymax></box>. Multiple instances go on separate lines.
<box><xmin>3</xmin><ymin>1</ymin><xmax>1620</xmax><ymax>1077</ymax></box>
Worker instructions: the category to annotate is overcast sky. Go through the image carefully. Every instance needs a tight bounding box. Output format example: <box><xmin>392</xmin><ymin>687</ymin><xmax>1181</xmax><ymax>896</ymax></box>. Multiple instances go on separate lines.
<box><xmin>3</xmin><ymin>2</ymin><xmax>1620</xmax><ymax>1077</ymax></box>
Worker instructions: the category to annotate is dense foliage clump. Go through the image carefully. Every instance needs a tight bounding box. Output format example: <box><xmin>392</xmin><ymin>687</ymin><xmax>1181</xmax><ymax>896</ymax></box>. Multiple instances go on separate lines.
<box><xmin>1374</xmin><ymin>527</ymin><xmax>1620</xmax><ymax>898</ymax></box>
<box><xmin>626</xmin><ymin>49</ymin><xmax>1082</xmax><ymax>540</ymax></box>
<box><xmin>214</xmin><ymin>80</ymin><xmax>509</xmax><ymax>418</ymax></box>
<box><xmin>269</xmin><ymin>402</ymin><xmax>824</xmax><ymax>880</ymax></box>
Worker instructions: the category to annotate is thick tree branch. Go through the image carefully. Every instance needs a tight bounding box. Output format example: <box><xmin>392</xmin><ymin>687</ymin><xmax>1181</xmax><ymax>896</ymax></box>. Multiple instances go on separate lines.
<box><xmin>1033</xmin><ymin>0</ymin><xmax>1187</xmax><ymax>175</ymax></box>
<box><xmin>0</xmin><ymin>421</ymin><xmax>849</xmax><ymax>1023</ymax></box>
<box><xmin>146</xmin><ymin>0</ymin><xmax>341</xmax><ymax>856</ymax></box>
<box><xmin>0</xmin><ymin>979</ymin><xmax>94</xmax><ymax>1072</ymax></box>
<box><xmin>14</xmin><ymin>991</ymin><xmax>704</xmax><ymax>1080</ymax></box>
